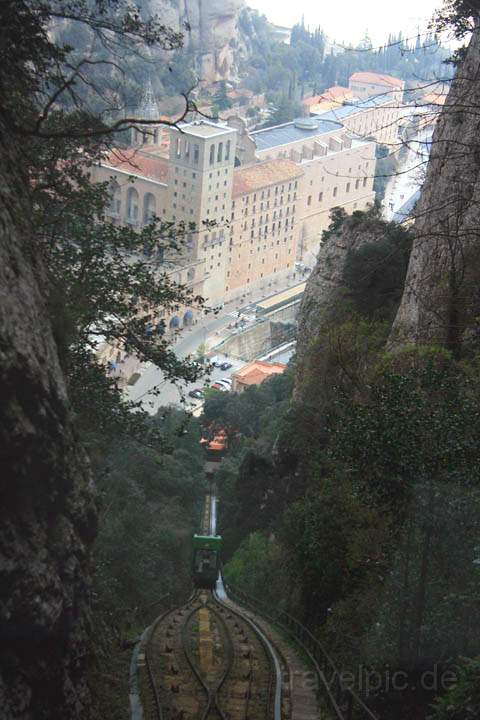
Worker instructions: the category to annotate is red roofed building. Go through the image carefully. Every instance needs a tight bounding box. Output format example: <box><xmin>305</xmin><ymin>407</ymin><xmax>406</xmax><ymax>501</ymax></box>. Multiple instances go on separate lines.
<box><xmin>229</xmin><ymin>159</ymin><xmax>303</xmax><ymax>296</ymax></box>
<box><xmin>94</xmin><ymin>148</ymin><xmax>170</xmax><ymax>230</ymax></box>
<box><xmin>303</xmin><ymin>86</ymin><xmax>352</xmax><ymax>115</ymax></box>
<box><xmin>102</xmin><ymin>148</ymin><xmax>169</xmax><ymax>183</ymax></box>
<box><xmin>349</xmin><ymin>72</ymin><xmax>405</xmax><ymax>102</ymax></box>
<box><xmin>232</xmin><ymin>159</ymin><xmax>303</xmax><ymax>197</ymax></box>
<box><xmin>231</xmin><ymin>360</ymin><xmax>286</xmax><ymax>392</ymax></box>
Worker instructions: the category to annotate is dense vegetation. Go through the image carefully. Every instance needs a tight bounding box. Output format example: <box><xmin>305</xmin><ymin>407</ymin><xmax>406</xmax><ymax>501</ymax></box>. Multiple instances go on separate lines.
<box><xmin>94</xmin><ymin>409</ymin><xmax>206</xmax><ymax>618</ymax></box>
<box><xmin>0</xmin><ymin>4</ymin><xmax>212</xmax><ymax>716</ymax></box>
<box><xmin>5</xmin><ymin>0</ymin><xmax>479</xmax><ymax>717</ymax></box>
<box><xmin>239</xmin><ymin>13</ymin><xmax>452</xmax><ymax>127</ymax></box>
<box><xmin>215</xmin><ymin>205</ymin><xmax>480</xmax><ymax>719</ymax></box>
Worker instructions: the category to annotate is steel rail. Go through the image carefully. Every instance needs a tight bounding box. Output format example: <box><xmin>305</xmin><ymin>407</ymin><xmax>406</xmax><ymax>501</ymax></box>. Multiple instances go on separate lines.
<box><xmin>226</xmin><ymin>584</ymin><xmax>380</xmax><ymax>720</ymax></box>
<box><xmin>143</xmin><ymin>590</ymin><xmax>202</xmax><ymax>720</ymax></box>
<box><xmin>180</xmin><ymin>598</ymin><xmax>233</xmax><ymax>720</ymax></box>
<box><xmin>212</xmin><ymin>589</ymin><xmax>282</xmax><ymax>720</ymax></box>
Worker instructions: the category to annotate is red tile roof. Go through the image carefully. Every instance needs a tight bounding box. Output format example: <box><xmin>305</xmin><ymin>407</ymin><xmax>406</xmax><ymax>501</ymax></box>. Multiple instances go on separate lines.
<box><xmin>102</xmin><ymin>149</ymin><xmax>169</xmax><ymax>183</ymax></box>
<box><xmin>303</xmin><ymin>95</ymin><xmax>324</xmax><ymax>107</ymax></box>
<box><xmin>322</xmin><ymin>85</ymin><xmax>352</xmax><ymax>100</ymax></box>
<box><xmin>233</xmin><ymin>159</ymin><xmax>303</xmax><ymax>197</ymax></box>
<box><xmin>233</xmin><ymin>361</ymin><xmax>286</xmax><ymax>387</ymax></box>
<box><xmin>349</xmin><ymin>72</ymin><xmax>404</xmax><ymax>89</ymax></box>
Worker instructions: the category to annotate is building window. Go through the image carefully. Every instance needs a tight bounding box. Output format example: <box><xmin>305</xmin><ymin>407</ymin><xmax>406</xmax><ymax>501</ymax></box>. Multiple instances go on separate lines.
<box><xmin>126</xmin><ymin>187</ymin><xmax>139</xmax><ymax>221</ymax></box>
<box><xmin>333</xmin><ymin>187</ymin><xmax>338</xmax><ymax>197</ymax></box>
<box><xmin>209</xmin><ymin>144</ymin><xmax>215</xmax><ymax>165</ymax></box>
<box><xmin>143</xmin><ymin>192</ymin><xmax>156</xmax><ymax>223</ymax></box>
<box><xmin>175</xmin><ymin>137</ymin><xmax>181</xmax><ymax>158</ymax></box>
<box><xmin>355</xmin><ymin>179</ymin><xmax>360</xmax><ymax>190</ymax></box>
<box><xmin>346</xmin><ymin>182</ymin><xmax>350</xmax><ymax>193</ymax></box>
<box><xmin>363</xmin><ymin>177</ymin><xmax>367</xmax><ymax>187</ymax></box>
<box><xmin>307</xmin><ymin>195</ymin><xmax>312</xmax><ymax>206</ymax></box>
<box><xmin>217</xmin><ymin>142</ymin><xmax>223</xmax><ymax>162</ymax></box>
<box><xmin>318</xmin><ymin>192</ymin><xmax>323</xmax><ymax>202</ymax></box>
<box><xmin>225</xmin><ymin>139</ymin><xmax>231</xmax><ymax>161</ymax></box>
<box><xmin>108</xmin><ymin>180</ymin><xmax>121</xmax><ymax>216</ymax></box>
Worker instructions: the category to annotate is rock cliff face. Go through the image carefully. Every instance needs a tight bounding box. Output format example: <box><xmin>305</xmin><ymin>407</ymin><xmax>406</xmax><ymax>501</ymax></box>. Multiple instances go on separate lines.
<box><xmin>392</xmin><ymin>26</ymin><xmax>480</xmax><ymax>350</ymax></box>
<box><xmin>296</xmin><ymin>212</ymin><xmax>387</xmax><ymax>373</ymax></box>
<box><xmin>0</xmin><ymin>120</ymin><xmax>97</xmax><ymax>719</ymax></box>
<box><xmin>144</xmin><ymin>0</ymin><xmax>256</xmax><ymax>83</ymax></box>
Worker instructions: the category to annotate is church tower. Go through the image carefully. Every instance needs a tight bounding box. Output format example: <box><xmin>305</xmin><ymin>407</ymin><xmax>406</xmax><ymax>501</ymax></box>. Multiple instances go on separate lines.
<box><xmin>130</xmin><ymin>78</ymin><xmax>162</xmax><ymax>146</ymax></box>
<box><xmin>166</xmin><ymin>120</ymin><xmax>237</xmax><ymax>304</ymax></box>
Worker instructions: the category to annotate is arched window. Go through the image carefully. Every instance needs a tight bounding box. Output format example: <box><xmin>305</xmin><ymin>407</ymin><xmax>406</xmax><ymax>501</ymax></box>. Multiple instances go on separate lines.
<box><xmin>126</xmin><ymin>187</ymin><xmax>139</xmax><ymax>222</ymax></box>
<box><xmin>143</xmin><ymin>193</ymin><xmax>156</xmax><ymax>224</ymax></box>
<box><xmin>209</xmin><ymin>144</ymin><xmax>215</xmax><ymax>165</ymax></box>
<box><xmin>225</xmin><ymin>140</ymin><xmax>231</xmax><ymax>161</ymax></box>
<box><xmin>187</xmin><ymin>267</ymin><xmax>195</xmax><ymax>281</ymax></box>
<box><xmin>108</xmin><ymin>180</ymin><xmax>121</xmax><ymax>217</ymax></box>
<box><xmin>217</xmin><ymin>142</ymin><xmax>223</xmax><ymax>162</ymax></box>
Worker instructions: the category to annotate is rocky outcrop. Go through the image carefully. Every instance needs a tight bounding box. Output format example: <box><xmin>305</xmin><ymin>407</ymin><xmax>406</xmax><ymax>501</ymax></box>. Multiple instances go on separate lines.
<box><xmin>0</xmin><ymin>120</ymin><xmax>97</xmax><ymax>719</ymax></box>
<box><xmin>144</xmin><ymin>0</ymin><xmax>257</xmax><ymax>84</ymax></box>
<box><xmin>296</xmin><ymin>211</ymin><xmax>386</xmax><ymax>372</ymax></box>
<box><xmin>392</xmin><ymin>25</ymin><xmax>480</xmax><ymax>351</ymax></box>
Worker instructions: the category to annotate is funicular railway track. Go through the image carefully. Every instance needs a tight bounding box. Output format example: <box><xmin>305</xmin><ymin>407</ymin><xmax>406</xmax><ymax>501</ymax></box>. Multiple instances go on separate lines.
<box><xmin>142</xmin><ymin>588</ymin><xmax>279</xmax><ymax>720</ymax></box>
<box><xmin>140</xmin><ymin>440</ymin><xmax>283</xmax><ymax>720</ymax></box>
<box><xmin>137</xmin><ymin>429</ymin><xmax>377</xmax><ymax>720</ymax></box>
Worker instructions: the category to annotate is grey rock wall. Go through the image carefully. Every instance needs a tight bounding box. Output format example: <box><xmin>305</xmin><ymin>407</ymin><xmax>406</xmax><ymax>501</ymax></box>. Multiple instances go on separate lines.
<box><xmin>143</xmin><ymin>0</ymin><xmax>254</xmax><ymax>83</ymax></box>
<box><xmin>0</xmin><ymin>119</ymin><xmax>97</xmax><ymax>719</ymax></box>
<box><xmin>391</xmin><ymin>26</ymin><xmax>480</xmax><ymax>349</ymax></box>
<box><xmin>296</xmin><ymin>212</ymin><xmax>386</xmax><ymax>372</ymax></box>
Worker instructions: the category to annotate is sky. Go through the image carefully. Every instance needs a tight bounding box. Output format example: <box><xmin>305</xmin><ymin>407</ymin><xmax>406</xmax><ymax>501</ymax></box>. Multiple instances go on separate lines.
<box><xmin>246</xmin><ymin>0</ymin><xmax>444</xmax><ymax>47</ymax></box>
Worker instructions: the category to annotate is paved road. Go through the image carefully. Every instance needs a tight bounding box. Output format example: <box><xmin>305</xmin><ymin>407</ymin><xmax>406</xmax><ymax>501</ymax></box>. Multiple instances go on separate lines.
<box><xmin>125</xmin><ymin>274</ymin><xmax>304</xmax><ymax>414</ymax></box>
<box><xmin>382</xmin><ymin>131</ymin><xmax>432</xmax><ymax>222</ymax></box>
<box><xmin>125</xmin><ymin>311</ymin><xmax>243</xmax><ymax>414</ymax></box>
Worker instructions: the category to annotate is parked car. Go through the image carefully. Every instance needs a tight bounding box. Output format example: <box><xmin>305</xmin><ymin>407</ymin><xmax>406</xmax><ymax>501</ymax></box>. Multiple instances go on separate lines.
<box><xmin>188</xmin><ymin>388</ymin><xmax>204</xmax><ymax>399</ymax></box>
<box><xmin>220</xmin><ymin>361</ymin><xmax>232</xmax><ymax>371</ymax></box>
<box><xmin>212</xmin><ymin>379</ymin><xmax>231</xmax><ymax>392</ymax></box>
<box><xmin>208</xmin><ymin>356</ymin><xmax>223</xmax><ymax>368</ymax></box>
<box><xmin>218</xmin><ymin>378</ymin><xmax>232</xmax><ymax>386</ymax></box>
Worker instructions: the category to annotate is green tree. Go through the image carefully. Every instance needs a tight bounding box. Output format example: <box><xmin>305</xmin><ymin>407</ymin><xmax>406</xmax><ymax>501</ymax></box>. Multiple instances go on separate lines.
<box><xmin>343</xmin><ymin>221</ymin><xmax>412</xmax><ymax>322</ymax></box>
<box><xmin>261</xmin><ymin>95</ymin><xmax>302</xmax><ymax>128</ymax></box>
<box><xmin>212</xmin><ymin>80</ymin><xmax>232</xmax><ymax>111</ymax></box>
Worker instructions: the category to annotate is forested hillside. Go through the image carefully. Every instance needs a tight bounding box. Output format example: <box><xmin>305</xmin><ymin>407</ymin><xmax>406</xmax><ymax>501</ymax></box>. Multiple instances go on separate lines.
<box><xmin>217</xmin><ymin>9</ymin><xmax>480</xmax><ymax>718</ymax></box>
<box><xmin>2</xmin><ymin>1</ymin><xmax>479</xmax><ymax>719</ymax></box>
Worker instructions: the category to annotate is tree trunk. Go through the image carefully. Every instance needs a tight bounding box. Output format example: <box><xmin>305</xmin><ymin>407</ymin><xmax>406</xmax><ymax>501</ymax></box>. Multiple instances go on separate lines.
<box><xmin>0</xmin><ymin>119</ymin><xmax>97</xmax><ymax>719</ymax></box>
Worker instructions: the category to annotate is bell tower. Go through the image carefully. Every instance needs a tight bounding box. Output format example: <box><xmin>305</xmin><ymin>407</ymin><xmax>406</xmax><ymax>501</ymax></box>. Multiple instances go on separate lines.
<box><xmin>166</xmin><ymin>121</ymin><xmax>237</xmax><ymax>303</ymax></box>
<box><xmin>130</xmin><ymin>78</ymin><xmax>162</xmax><ymax>147</ymax></box>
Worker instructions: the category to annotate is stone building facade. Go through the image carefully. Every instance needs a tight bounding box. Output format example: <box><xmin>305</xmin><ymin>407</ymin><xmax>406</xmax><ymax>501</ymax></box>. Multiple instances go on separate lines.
<box><xmin>348</xmin><ymin>71</ymin><xmax>405</xmax><ymax>103</ymax></box>
<box><xmin>92</xmin><ymin>113</ymin><xmax>378</xmax><ymax>321</ymax></box>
